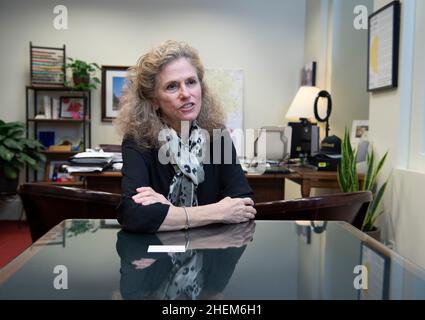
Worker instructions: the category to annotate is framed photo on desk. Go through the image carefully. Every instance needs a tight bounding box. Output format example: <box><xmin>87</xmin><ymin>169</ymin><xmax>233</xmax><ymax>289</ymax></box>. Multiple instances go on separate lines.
<box><xmin>351</xmin><ymin>120</ymin><xmax>369</xmax><ymax>144</ymax></box>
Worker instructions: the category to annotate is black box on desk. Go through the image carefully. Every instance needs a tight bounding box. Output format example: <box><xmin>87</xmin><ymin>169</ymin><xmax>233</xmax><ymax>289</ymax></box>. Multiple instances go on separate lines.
<box><xmin>309</xmin><ymin>135</ymin><xmax>342</xmax><ymax>171</ymax></box>
<box><xmin>288</xmin><ymin>122</ymin><xmax>319</xmax><ymax>159</ymax></box>
<box><xmin>309</xmin><ymin>154</ymin><xmax>341</xmax><ymax>171</ymax></box>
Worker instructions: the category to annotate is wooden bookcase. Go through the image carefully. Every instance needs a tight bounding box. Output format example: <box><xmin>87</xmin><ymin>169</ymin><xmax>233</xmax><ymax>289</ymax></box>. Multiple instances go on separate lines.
<box><xmin>25</xmin><ymin>85</ymin><xmax>91</xmax><ymax>184</ymax></box>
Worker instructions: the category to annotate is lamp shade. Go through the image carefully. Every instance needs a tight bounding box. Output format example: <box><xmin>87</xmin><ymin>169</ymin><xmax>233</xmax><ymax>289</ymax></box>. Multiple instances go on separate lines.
<box><xmin>286</xmin><ymin>86</ymin><xmax>321</xmax><ymax>120</ymax></box>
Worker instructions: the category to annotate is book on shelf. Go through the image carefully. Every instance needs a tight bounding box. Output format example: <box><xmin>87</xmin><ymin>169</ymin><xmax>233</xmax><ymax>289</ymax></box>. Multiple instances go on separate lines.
<box><xmin>48</xmin><ymin>144</ymin><xmax>72</xmax><ymax>152</ymax></box>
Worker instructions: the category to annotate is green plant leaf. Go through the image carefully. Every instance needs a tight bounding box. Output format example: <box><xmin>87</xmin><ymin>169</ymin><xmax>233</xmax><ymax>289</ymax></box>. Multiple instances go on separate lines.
<box><xmin>337</xmin><ymin>126</ymin><xmax>390</xmax><ymax>230</ymax></box>
<box><xmin>362</xmin><ymin>180</ymin><xmax>388</xmax><ymax>231</ymax></box>
<box><xmin>23</xmin><ymin>138</ymin><xmax>44</xmax><ymax>149</ymax></box>
<box><xmin>14</xmin><ymin>156</ymin><xmax>25</xmax><ymax>165</ymax></box>
<box><xmin>20</xmin><ymin>153</ymin><xmax>37</xmax><ymax>168</ymax></box>
<box><xmin>338</xmin><ymin>127</ymin><xmax>359</xmax><ymax>192</ymax></box>
<box><xmin>3</xmin><ymin>138</ymin><xmax>23</xmax><ymax>151</ymax></box>
<box><xmin>3</xmin><ymin>162</ymin><xmax>19</xmax><ymax>180</ymax></box>
<box><xmin>370</xmin><ymin>151</ymin><xmax>388</xmax><ymax>189</ymax></box>
<box><xmin>5</xmin><ymin>127</ymin><xmax>24</xmax><ymax>138</ymax></box>
<box><xmin>362</xmin><ymin>149</ymin><xmax>374</xmax><ymax>190</ymax></box>
<box><xmin>0</xmin><ymin>145</ymin><xmax>14</xmax><ymax>161</ymax></box>
<box><xmin>1</xmin><ymin>120</ymin><xmax>45</xmax><ymax>177</ymax></box>
<box><xmin>27</xmin><ymin>151</ymin><xmax>46</xmax><ymax>163</ymax></box>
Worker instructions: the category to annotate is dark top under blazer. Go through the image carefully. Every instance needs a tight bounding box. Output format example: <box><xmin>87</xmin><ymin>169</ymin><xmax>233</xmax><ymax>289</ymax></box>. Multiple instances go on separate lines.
<box><xmin>117</xmin><ymin>138</ymin><xmax>254</xmax><ymax>233</ymax></box>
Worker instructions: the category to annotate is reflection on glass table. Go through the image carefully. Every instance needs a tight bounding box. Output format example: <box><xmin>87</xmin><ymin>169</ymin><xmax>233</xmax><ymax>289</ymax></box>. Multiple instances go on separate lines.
<box><xmin>116</xmin><ymin>222</ymin><xmax>254</xmax><ymax>300</ymax></box>
<box><xmin>1</xmin><ymin>219</ymin><xmax>425</xmax><ymax>300</ymax></box>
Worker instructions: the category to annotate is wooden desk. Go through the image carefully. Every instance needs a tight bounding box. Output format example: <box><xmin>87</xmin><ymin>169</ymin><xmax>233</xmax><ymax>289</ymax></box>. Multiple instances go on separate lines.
<box><xmin>288</xmin><ymin>166</ymin><xmax>365</xmax><ymax>198</ymax></box>
<box><xmin>72</xmin><ymin>171</ymin><xmax>291</xmax><ymax>203</ymax></box>
<box><xmin>73</xmin><ymin>171</ymin><xmax>122</xmax><ymax>194</ymax></box>
<box><xmin>73</xmin><ymin>167</ymin><xmax>358</xmax><ymax>202</ymax></box>
<box><xmin>245</xmin><ymin>173</ymin><xmax>296</xmax><ymax>202</ymax></box>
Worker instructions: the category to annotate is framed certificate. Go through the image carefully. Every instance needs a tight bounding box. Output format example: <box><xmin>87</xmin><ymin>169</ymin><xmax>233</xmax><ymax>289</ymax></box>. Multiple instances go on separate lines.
<box><xmin>367</xmin><ymin>1</ymin><xmax>401</xmax><ymax>92</ymax></box>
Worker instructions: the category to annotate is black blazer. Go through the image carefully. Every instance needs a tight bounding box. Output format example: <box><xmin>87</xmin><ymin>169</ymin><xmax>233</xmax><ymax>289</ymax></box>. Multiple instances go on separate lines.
<box><xmin>117</xmin><ymin>137</ymin><xmax>253</xmax><ymax>232</ymax></box>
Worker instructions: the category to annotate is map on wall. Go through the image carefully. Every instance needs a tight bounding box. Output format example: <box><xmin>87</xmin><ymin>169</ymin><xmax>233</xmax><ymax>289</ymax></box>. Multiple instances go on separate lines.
<box><xmin>204</xmin><ymin>68</ymin><xmax>244</xmax><ymax>154</ymax></box>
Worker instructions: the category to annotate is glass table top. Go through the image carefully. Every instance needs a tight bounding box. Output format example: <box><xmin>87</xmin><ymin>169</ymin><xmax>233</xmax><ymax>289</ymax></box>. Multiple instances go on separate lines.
<box><xmin>1</xmin><ymin>219</ymin><xmax>425</xmax><ymax>300</ymax></box>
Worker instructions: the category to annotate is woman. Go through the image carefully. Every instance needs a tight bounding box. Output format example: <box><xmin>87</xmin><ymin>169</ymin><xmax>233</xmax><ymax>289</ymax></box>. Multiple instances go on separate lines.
<box><xmin>115</xmin><ymin>40</ymin><xmax>256</xmax><ymax>233</ymax></box>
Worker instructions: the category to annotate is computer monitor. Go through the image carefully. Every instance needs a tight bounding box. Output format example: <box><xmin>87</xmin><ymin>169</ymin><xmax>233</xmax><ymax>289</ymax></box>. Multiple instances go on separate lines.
<box><xmin>288</xmin><ymin>122</ymin><xmax>319</xmax><ymax>159</ymax></box>
<box><xmin>254</xmin><ymin>126</ymin><xmax>292</xmax><ymax>162</ymax></box>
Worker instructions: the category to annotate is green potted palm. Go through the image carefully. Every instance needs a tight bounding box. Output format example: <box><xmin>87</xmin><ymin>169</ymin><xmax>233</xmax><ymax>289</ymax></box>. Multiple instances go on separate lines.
<box><xmin>65</xmin><ymin>58</ymin><xmax>101</xmax><ymax>90</ymax></box>
<box><xmin>0</xmin><ymin>120</ymin><xmax>46</xmax><ymax>193</ymax></box>
<box><xmin>337</xmin><ymin>128</ymin><xmax>389</xmax><ymax>239</ymax></box>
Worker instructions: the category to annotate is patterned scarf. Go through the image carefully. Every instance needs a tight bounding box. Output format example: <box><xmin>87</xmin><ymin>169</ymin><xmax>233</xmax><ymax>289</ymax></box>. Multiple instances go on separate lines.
<box><xmin>161</xmin><ymin>251</ymin><xmax>204</xmax><ymax>300</ymax></box>
<box><xmin>159</xmin><ymin>121</ymin><xmax>206</xmax><ymax>207</ymax></box>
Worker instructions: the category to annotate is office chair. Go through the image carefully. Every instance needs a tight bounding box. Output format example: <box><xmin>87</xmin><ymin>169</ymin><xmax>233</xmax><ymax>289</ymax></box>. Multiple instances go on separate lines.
<box><xmin>19</xmin><ymin>183</ymin><xmax>121</xmax><ymax>242</ymax></box>
<box><xmin>19</xmin><ymin>184</ymin><xmax>371</xmax><ymax>243</ymax></box>
<box><xmin>254</xmin><ymin>191</ymin><xmax>372</xmax><ymax>230</ymax></box>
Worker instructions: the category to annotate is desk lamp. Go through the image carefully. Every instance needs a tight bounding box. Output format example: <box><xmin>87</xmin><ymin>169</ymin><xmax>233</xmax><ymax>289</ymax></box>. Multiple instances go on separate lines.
<box><xmin>286</xmin><ymin>86</ymin><xmax>321</xmax><ymax>125</ymax></box>
<box><xmin>286</xmin><ymin>86</ymin><xmax>332</xmax><ymax>131</ymax></box>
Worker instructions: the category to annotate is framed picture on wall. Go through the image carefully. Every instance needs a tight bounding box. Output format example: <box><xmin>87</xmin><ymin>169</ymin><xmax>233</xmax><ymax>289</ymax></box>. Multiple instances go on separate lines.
<box><xmin>301</xmin><ymin>61</ymin><xmax>316</xmax><ymax>86</ymax></box>
<box><xmin>367</xmin><ymin>1</ymin><xmax>401</xmax><ymax>92</ymax></box>
<box><xmin>101</xmin><ymin>65</ymin><xmax>129</xmax><ymax>122</ymax></box>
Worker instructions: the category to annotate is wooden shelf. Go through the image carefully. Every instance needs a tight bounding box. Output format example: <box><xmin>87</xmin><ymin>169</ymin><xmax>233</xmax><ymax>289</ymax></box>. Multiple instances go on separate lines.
<box><xmin>27</xmin><ymin>118</ymin><xmax>90</xmax><ymax>123</ymax></box>
<box><xmin>25</xmin><ymin>86</ymin><xmax>91</xmax><ymax>183</ymax></box>
<box><xmin>26</xmin><ymin>85</ymin><xmax>89</xmax><ymax>92</ymax></box>
<box><xmin>41</xmin><ymin>150</ymin><xmax>78</xmax><ymax>156</ymax></box>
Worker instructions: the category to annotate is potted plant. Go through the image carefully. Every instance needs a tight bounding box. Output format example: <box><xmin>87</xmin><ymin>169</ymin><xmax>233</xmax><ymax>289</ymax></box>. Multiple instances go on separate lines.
<box><xmin>0</xmin><ymin>120</ymin><xmax>46</xmax><ymax>193</ymax></box>
<box><xmin>66</xmin><ymin>220</ymin><xmax>99</xmax><ymax>238</ymax></box>
<box><xmin>65</xmin><ymin>58</ymin><xmax>101</xmax><ymax>90</ymax></box>
<box><xmin>337</xmin><ymin>128</ymin><xmax>389</xmax><ymax>239</ymax></box>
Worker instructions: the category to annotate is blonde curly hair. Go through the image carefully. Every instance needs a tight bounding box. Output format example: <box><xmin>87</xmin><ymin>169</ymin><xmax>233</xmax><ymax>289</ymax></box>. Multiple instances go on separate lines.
<box><xmin>114</xmin><ymin>40</ymin><xmax>225</xmax><ymax>149</ymax></box>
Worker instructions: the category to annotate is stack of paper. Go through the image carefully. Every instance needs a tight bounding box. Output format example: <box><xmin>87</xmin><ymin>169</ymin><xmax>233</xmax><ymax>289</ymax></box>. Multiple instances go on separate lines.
<box><xmin>64</xmin><ymin>151</ymin><xmax>122</xmax><ymax>173</ymax></box>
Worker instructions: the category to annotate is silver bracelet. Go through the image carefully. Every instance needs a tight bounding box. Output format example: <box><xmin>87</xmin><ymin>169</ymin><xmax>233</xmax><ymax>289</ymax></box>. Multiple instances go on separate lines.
<box><xmin>183</xmin><ymin>206</ymin><xmax>191</xmax><ymax>230</ymax></box>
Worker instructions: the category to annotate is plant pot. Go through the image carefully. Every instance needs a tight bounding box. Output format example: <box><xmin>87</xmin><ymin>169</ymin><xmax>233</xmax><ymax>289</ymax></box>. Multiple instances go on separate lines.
<box><xmin>365</xmin><ymin>226</ymin><xmax>381</xmax><ymax>242</ymax></box>
<box><xmin>73</xmin><ymin>73</ymin><xmax>90</xmax><ymax>86</ymax></box>
<box><xmin>0</xmin><ymin>170</ymin><xmax>19</xmax><ymax>194</ymax></box>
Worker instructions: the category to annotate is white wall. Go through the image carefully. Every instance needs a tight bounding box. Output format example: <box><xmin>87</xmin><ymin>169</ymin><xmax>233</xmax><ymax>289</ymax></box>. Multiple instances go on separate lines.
<box><xmin>286</xmin><ymin>0</ymin><xmax>371</xmax><ymax>200</ymax></box>
<box><xmin>302</xmin><ymin>0</ymin><xmax>425</xmax><ymax>271</ymax></box>
<box><xmin>0</xmin><ymin>0</ymin><xmax>306</xmax><ymax>149</ymax></box>
<box><xmin>329</xmin><ymin>0</ymin><xmax>371</xmax><ymax>137</ymax></box>
<box><xmin>304</xmin><ymin>0</ymin><xmax>330</xmax><ymax>90</ymax></box>
<box><xmin>304</xmin><ymin>0</ymin><xmax>371</xmax><ymax>139</ymax></box>
<box><xmin>369</xmin><ymin>0</ymin><xmax>425</xmax><ymax>269</ymax></box>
